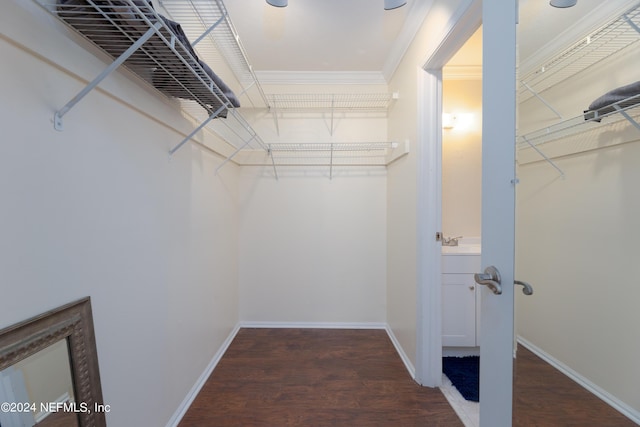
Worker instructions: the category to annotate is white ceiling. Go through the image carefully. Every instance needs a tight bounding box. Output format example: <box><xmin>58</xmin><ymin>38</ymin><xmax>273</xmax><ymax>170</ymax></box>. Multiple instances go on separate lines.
<box><xmin>222</xmin><ymin>0</ymin><xmax>637</xmax><ymax>80</ymax></box>
<box><xmin>223</xmin><ymin>0</ymin><xmax>420</xmax><ymax>73</ymax></box>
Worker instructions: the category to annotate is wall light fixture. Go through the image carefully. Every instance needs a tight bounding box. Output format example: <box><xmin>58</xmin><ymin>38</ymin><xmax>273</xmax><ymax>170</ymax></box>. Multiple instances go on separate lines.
<box><xmin>442</xmin><ymin>113</ymin><xmax>456</xmax><ymax>130</ymax></box>
<box><xmin>443</xmin><ymin>113</ymin><xmax>475</xmax><ymax>131</ymax></box>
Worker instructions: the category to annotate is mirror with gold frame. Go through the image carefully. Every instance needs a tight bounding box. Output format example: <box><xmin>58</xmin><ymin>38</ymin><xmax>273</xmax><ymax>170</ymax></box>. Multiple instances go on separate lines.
<box><xmin>0</xmin><ymin>297</ymin><xmax>106</xmax><ymax>427</ymax></box>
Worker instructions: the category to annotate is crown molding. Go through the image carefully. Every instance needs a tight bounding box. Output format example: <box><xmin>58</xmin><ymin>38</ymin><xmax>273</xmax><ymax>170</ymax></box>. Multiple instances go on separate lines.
<box><xmin>519</xmin><ymin>0</ymin><xmax>640</xmax><ymax>76</ymax></box>
<box><xmin>382</xmin><ymin>0</ymin><xmax>436</xmax><ymax>81</ymax></box>
<box><xmin>254</xmin><ymin>70</ymin><xmax>388</xmax><ymax>86</ymax></box>
<box><xmin>443</xmin><ymin>65</ymin><xmax>482</xmax><ymax>80</ymax></box>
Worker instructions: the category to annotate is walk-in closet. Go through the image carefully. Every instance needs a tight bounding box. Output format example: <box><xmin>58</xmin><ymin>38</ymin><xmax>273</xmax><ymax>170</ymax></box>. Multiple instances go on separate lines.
<box><xmin>1</xmin><ymin>0</ymin><xmax>639</xmax><ymax>426</ymax></box>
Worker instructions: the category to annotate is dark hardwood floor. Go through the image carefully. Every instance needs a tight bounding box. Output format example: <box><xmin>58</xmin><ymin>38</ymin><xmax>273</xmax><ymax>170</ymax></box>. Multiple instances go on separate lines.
<box><xmin>179</xmin><ymin>328</ymin><xmax>463</xmax><ymax>427</ymax></box>
<box><xmin>179</xmin><ymin>328</ymin><xmax>637</xmax><ymax>427</ymax></box>
<box><xmin>35</xmin><ymin>410</ymin><xmax>79</xmax><ymax>427</ymax></box>
<box><xmin>513</xmin><ymin>345</ymin><xmax>636</xmax><ymax>426</ymax></box>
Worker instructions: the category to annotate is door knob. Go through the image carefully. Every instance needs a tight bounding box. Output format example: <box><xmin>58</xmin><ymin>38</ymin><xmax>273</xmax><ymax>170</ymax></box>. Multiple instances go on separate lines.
<box><xmin>474</xmin><ymin>266</ymin><xmax>502</xmax><ymax>295</ymax></box>
<box><xmin>514</xmin><ymin>280</ymin><xmax>533</xmax><ymax>295</ymax></box>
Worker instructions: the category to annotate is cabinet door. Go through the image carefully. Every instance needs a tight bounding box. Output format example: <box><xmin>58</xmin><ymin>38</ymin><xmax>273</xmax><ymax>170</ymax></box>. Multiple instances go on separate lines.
<box><xmin>442</xmin><ymin>273</ymin><xmax>477</xmax><ymax>347</ymax></box>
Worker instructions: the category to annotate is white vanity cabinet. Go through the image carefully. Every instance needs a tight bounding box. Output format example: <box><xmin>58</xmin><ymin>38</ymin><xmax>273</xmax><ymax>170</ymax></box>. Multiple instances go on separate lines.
<box><xmin>442</xmin><ymin>252</ymin><xmax>481</xmax><ymax>347</ymax></box>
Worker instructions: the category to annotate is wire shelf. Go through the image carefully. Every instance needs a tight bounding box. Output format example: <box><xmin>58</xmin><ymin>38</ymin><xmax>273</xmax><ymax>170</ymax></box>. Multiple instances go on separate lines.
<box><xmin>34</xmin><ymin>0</ymin><xmax>267</xmax><ymax>154</ymax></box>
<box><xmin>518</xmin><ymin>95</ymin><xmax>640</xmax><ymax>148</ymax></box>
<box><xmin>519</xmin><ymin>2</ymin><xmax>640</xmax><ymax>102</ymax></box>
<box><xmin>157</xmin><ymin>0</ymin><xmax>268</xmax><ymax>108</ymax></box>
<box><xmin>263</xmin><ymin>142</ymin><xmax>404</xmax><ymax>179</ymax></box>
<box><xmin>267</xmin><ymin>93</ymin><xmax>396</xmax><ymax>112</ymax></box>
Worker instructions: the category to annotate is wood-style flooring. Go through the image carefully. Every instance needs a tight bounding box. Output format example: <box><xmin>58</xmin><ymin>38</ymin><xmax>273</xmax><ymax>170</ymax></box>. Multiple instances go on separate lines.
<box><xmin>35</xmin><ymin>410</ymin><xmax>78</xmax><ymax>427</ymax></box>
<box><xmin>179</xmin><ymin>328</ymin><xmax>637</xmax><ymax>427</ymax></box>
<box><xmin>179</xmin><ymin>328</ymin><xmax>462</xmax><ymax>427</ymax></box>
<box><xmin>514</xmin><ymin>345</ymin><xmax>636</xmax><ymax>426</ymax></box>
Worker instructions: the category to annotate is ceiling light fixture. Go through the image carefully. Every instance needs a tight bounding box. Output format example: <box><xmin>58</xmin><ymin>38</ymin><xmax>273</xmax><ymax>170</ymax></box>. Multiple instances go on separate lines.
<box><xmin>266</xmin><ymin>0</ymin><xmax>287</xmax><ymax>7</ymax></box>
<box><xmin>550</xmin><ymin>0</ymin><xmax>577</xmax><ymax>8</ymax></box>
<box><xmin>384</xmin><ymin>0</ymin><xmax>407</xmax><ymax>10</ymax></box>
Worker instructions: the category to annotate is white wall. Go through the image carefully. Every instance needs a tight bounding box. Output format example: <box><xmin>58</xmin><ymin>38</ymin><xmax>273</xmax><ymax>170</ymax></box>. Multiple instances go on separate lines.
<box><xmin>442</xmin><ymin>78</ymin><xmax>482</xmax><ymax>239</ymax></box>
<box><xmin>238</xmin><ymin>167</ymin><xmax>387</xmax><ymax>324</ymax></box>
<box><xmin>0</xmin><ymin>2</ymin><xmax>240</xmax><ymax>426</ymax></box>
<box><xmin>516</xmin><ymin>36</ymin><xmax>640</xmax><ymax>416</ymax></box>
<box><xmin>386</xmin><ymin>0</ymin><xmax>470</xmax><ymax>372</ymax></box>
<box><xmin>237</xmin><ymin>93</ymin><xmax>388</xmax><ymax>324</ymax></box>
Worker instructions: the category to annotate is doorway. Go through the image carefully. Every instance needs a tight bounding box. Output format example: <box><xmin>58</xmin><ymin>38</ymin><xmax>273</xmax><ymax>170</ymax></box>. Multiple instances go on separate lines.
<box><xmin>416</xmin><ymin>1</ymin><xmax>518</xmax><ymax>426</ymax></box>
<box><xmin>438</xmin><ymin>26</ymin><xmax>483</xmax><ymax>425</ymax></box>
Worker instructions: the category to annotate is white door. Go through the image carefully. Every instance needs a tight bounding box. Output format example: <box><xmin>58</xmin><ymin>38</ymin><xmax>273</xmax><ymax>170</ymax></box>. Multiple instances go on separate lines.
<box><xmin>478</xmin><ymin>1</ymin><xmax>518</xmax><ymax>426</ymax></box>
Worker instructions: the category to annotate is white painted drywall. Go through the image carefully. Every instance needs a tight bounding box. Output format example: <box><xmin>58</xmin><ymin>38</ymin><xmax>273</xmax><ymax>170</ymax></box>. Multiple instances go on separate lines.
<box><xmin>238</xmin><ymin>167</ymin><xmax>387</xmax><ymax>324</ymax></box>
<box><xmin>0</xmin><ymin>2</ymin><xmax>239</xmax><ymax>426</ymax></box>
<box><xmin>386</xmin><ymin>0</ymin><xmax>470</xmax><ymax>372</ymax></box>
<box><xmin>516</xmin><ymin>29</ymin><xmax>640</xmax><ymax>416</ymax></box>
<box><xmin>237</xmin><ymin>91</ymin><xmax>388</xmax><ymax>324</ymax></box>
<box><xmin>442</xmin><ymin>79</ymin><xmax>482</xmax><ymax>239</ymax></box>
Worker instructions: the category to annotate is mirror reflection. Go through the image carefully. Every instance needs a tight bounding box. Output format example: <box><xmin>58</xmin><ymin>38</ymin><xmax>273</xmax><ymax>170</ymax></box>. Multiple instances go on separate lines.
<box><xmin>0</xmin><ymin>339</ymin><xmax>78</xmax><ymax>427</ymax></box>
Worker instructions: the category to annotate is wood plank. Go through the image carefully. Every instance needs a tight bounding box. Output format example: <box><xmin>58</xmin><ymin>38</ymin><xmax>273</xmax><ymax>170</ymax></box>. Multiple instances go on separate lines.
<box><xmin>513</xmin><ymin>345</ymin><xmax>636</xmax><ymax>426</ymax></box>
<box><xmin>179</xmin><ymin>328</ymin><xmax>463</xmax><ymax>427</ymax></box>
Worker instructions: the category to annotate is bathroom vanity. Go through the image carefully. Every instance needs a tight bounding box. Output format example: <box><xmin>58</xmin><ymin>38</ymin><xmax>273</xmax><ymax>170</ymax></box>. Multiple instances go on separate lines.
<box><xmin>442</xmin><ymin>239</ymin><xmax>481</xmax><ymax>350</ymax></box>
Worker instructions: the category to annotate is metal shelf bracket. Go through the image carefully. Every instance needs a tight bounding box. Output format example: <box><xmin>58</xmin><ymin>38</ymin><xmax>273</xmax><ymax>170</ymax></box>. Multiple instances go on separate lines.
<box><xmin>53</xmin><ymin>22</ymin><xmax>162</xmax><ymax>131</ymax></box>
<box><xmin>169</xmin><ymin>103</ymin><xmax>228</xmax><ymax>155</ymax></box>
<box><xmin>520</xmin><ymin>81</ymin><xmax>563</xmax><ymax>120</ymax></box>
<box><xmin>613</xmin><ymin>104</ymin><xmax>640</xmax><ymax>131</ymax></box>
<box><xmin>268</xmin><ymin>145</ymin><xmax>279</xmax><ymax>181</ymax></box>
<box><xmin>623</xmin><ymin>13</ymin><xmax>640</xmax><ymax>34</ymax></box>
<box><xmin>521</xmin><ymin>136</ymin><xmax>565</xmax><ymax>178</ymax></box>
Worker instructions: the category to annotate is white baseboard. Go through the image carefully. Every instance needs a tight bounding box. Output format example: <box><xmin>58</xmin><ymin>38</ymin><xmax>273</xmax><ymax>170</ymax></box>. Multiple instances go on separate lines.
<box><xmin>239</xmin><ymin>321</ymin><xmax>387</xmax><ymax>330</ymax></box>
<box><xmin>166</xmin><ymin>323</ymin><xmax>241</xmax><ymax>427</ymax></box>
<box><xmin>34</xmin><ymin>391</ymin><xmax>71</xmax><ymax>423</ymax></box>
<box><xmin>517</xmin><ymin>336</ymin><xmax>640</xmax><ymax>425</ymax></box>
<box><xmin>384</xmin><ymin>326</ymin><xmax>416</xmax><ymax>380</ymax></box>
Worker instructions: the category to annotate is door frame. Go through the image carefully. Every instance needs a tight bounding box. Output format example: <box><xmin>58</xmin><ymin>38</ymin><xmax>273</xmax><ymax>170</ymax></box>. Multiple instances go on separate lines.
<box><xmin>415</xmin><ymin>0</ymin><xmax>481</xmax><ymax>387</ymax></box>
<box><xmin>416</xmin><ymin>1</ymin><xmax>519</xmax><ymax>425</ymax></box>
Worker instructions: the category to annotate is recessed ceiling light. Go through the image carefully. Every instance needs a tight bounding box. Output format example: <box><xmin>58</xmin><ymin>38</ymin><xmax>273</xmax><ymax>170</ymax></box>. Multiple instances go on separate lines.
<box><xmin>550</xmin><ymin>0</ymin><xmax>577</xmax><ymax>8</ymax></box>
<box><xmin>266</xmin><ymin>0</ymin><xmax>287</xmax><ymax>7</ymax></box>
<box><xmin>384</xmin><ymin>0</ymin><xmax>407</xmax><ymax>10</ymax></box>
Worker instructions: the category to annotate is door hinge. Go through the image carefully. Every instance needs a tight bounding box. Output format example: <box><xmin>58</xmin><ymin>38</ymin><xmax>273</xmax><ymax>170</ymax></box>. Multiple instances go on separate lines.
<box><xmin>436</xmin><ymin>231</ymin><xmax>442</xmax><ymax>242</ymax></box>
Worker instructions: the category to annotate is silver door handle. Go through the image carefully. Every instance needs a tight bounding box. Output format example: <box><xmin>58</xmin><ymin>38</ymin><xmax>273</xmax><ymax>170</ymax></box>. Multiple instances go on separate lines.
<box><xmin>474</xmin><ymin>266</ymin><xmax>502</xmax><ymax>295</ymax></box>
<box><xmin>515</xmin><ymin>280</ymin><xmax>533</xmax><ymax>295</ymax></box>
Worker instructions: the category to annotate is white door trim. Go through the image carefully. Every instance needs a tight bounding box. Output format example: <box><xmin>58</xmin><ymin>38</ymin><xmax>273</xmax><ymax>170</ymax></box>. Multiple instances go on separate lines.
<box><xmin>415</xmin><ymin>0</ymin><xmax>481</xmax><ymax>387</ymax></box>
<box><xmin>415</xmin><ymin>66</ymin><xmax>443</xmax><ymax>387</ymax></box>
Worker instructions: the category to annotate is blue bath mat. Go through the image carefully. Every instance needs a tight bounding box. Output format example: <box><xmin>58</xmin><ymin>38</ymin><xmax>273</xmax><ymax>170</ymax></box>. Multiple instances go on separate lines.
<box><xmin>443</xmin><ymin>356</ymin><xmax>479</xmax><ymax>402</ymax></box>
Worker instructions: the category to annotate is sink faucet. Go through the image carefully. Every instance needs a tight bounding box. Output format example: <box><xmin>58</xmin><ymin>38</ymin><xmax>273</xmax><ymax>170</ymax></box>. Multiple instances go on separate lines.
<box><xmin>442</xmin><ymin>236</ymin><xmax>463</xmax><ymax>246</ymax></box>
